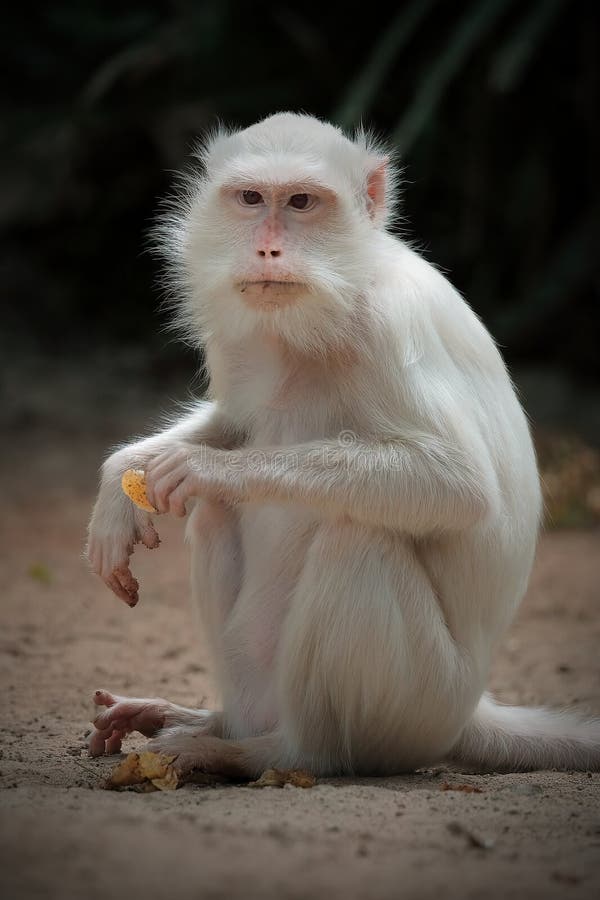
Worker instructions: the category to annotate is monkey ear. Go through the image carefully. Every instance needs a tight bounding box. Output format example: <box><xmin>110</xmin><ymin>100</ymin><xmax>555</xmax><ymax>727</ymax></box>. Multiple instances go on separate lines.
<box><xmin>366</xmin><ymin>160</ymin><xmax>389</xmax><ymax>225</ymax></box>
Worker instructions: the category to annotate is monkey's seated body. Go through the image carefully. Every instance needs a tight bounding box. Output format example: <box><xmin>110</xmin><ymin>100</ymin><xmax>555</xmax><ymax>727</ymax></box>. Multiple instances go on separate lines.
<box><xmin>86</xmin><ymin>113</ymin><xmax>599</xmax><ymax>777</ymax></box>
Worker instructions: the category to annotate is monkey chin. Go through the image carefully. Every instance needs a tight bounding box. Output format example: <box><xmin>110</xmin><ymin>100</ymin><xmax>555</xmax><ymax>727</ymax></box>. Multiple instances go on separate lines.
<box><xmin>237</xmin><ymin>280</ymin><xmax>305</xmax><ymax>310</ymax></box>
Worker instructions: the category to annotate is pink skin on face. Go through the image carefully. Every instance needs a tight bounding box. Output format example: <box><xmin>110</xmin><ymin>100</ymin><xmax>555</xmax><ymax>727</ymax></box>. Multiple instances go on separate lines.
<box><xmin>239</xmin><ymin>209</ymin><xmax>301</xmax><ymax>306</ymax></box>
<box><xmin>221</xmin><ymin>181</ymin><xmax>337</xmax><ymax>306</ymax></box>
<box><xmin>243</xmin><ymin>190</ymin><xmax>290</xmax><ymax>297</ymax></box>
<box><xmin>254</xmin><ymin>212</ymin><xmax>284</xmax><ymax>259</ymax></box>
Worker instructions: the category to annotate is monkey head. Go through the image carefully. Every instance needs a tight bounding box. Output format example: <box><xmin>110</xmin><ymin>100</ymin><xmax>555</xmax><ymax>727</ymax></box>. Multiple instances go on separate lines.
<box><xmin>159</xmin><ymin>112</ymin><xmax>398</xmax><ymax>354</ymax></box>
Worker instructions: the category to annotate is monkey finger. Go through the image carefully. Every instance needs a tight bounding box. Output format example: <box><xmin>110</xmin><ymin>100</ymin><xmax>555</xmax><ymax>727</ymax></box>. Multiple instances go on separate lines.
<box><xmin>114</xmin><ymin>566</ymin><xmax>139</xmax><ymax>596</ymax></box>
<box><xmin>144</xmin><ymin>456</ymin><xmax>182</xmax><ymax>491</ymax></box>
<box><xmin>146</xmin><ymin>459</ymin><xmax>189</xmax><ymax>508</ymax></box>
<box><xmin>142</xmin><ymin>472</ymin><xmax>160</xmax><ymax>512</ymax></box>
<box><xmin>166</xmin><ymin>482</ymin><xmax>190</xmax><ymax>518</ymax></box>
<box><xmin>147</xmin><ymin>446</ymin><xmax>190</xmax><ymax>476</ymax></box>
<box><xmin>140</xmin><ymin>521</ymin><xmax>160</xmax><ymax>549</ymax></box>
<box><xmin>105</xmin><ymin>573</ymin><xmax>133</xmax><ymax>605</ymax></box>
<box><xmin>106</xmin><ymin>572</ymin><xmax>138</xmax><ymax>607</ymax></box>
<box><xmin>148</xmin><ymin>473</ymin><xmax>187</xmax><ymax>515</ymax></box>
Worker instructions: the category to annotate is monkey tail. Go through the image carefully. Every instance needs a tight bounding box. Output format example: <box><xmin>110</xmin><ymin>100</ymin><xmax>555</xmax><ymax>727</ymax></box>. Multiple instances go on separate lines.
<box><xmin>448</xmin><ymin>693</ymin><xmax>600</xmax><ymax>772</ymax></box>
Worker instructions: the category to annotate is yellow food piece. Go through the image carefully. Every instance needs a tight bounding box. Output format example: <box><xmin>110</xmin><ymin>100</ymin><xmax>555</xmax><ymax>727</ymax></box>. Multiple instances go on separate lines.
<box><xmin>105</xmin><ymin>751</ymin><xmax>178</xmax><ymax>792</ymax></box>
<box><xmin>248</xmin><ymin>768</ymin><xmax>317</xmax><ymax>789</ymax></box>
<box><xmin>121</xmin><ymin>468</ymin><xmax>156</xmax><ymax>513</ymax></box>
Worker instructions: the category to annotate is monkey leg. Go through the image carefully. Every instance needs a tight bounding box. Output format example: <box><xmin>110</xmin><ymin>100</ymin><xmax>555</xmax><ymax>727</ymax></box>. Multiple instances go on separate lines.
<box><xmin>88</xmin><ymin>690</ymin><xmax>222</xmax><ymax>757</ymax></box>
<box><xmin>276</xmin><ymin>520</ymin><xmax>473</xmax><ymax>775</ymax></box>
<box><xmin>142</xmin><ymin>521</ymin><xmax>473</xmax><ymax>779</ymax></box>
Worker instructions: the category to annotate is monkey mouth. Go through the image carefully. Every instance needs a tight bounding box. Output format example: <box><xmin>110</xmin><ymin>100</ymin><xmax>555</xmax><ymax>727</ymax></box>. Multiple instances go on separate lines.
<box><xmin>237</xmin><ymin>280</ymin><xmax>304</xmax><ymax>307</ymax></box>
<box><xmin>239</xmin><ymin>280</ymin><xmax>302</xmax><ymax>290</ymax></box>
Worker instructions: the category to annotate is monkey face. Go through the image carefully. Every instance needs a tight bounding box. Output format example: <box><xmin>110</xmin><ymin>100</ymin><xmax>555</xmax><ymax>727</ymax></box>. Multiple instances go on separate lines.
<box><xmin>161</xmin><ymin>113</ymin><xmax>395</xmax><ymax>353</ymax></box>
<box><xmin>222</xmin><ymin>181</ymin><xmax>347</xmax><ymax>311</ymax></box>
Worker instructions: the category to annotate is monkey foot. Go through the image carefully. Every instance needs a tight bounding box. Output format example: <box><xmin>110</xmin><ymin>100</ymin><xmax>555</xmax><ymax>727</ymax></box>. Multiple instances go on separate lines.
<box><xmin>146</xmin><ymin>727</ymin><xmax>250</xmax><ymax>779</ymax></box>
<box><xmin>88</xmin><ymin>690</ymin><xmax>171</xmax><ymax>757</ymax></box>
<box><xmin>87</xmin><ymin>690</ymin><xmax>221</xmax><ymax>757</ymax></box>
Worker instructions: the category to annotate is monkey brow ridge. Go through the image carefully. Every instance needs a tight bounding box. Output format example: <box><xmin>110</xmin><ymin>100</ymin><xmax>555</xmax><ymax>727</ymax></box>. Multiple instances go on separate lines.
<box><xmin>220</xmin><ymin>177</ymin><xmax>338</xmax><ymax>203</ymax></box>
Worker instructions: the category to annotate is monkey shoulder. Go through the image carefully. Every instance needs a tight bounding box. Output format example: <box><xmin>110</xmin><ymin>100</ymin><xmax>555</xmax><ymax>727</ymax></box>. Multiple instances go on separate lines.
<box><xmin>369</xmin><ymin>240</ymin><xmax>508</xmax><ymax>388</ymax></box>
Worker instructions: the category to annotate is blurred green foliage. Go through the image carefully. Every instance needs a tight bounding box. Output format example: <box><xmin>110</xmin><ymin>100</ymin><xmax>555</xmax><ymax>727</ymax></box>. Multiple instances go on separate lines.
<box><xmin>2</xmin><ymin>0</ymin><xmax>598</xmax><ymax>377</ymax></box>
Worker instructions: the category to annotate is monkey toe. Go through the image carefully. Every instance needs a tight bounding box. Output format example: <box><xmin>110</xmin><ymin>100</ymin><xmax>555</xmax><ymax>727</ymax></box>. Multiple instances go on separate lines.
<box><xmin>94</xmin><ymin>689</ymin><xmax>118</xmax><ymax>709</ymax></box>
<box><xmin>88</xmin><ymin>725</ymin><xmax>120</xmax><ymax>757</ymax></box>
<box><xmin>105</xmin><ymin>730</ymin><xmax>124</xmax><ymax>755</ymax></box>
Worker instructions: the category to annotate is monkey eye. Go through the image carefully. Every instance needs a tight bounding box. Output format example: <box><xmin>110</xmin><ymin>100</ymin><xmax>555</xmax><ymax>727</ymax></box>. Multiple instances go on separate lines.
<box><xmin>288</xmin><ymin>193</ymin><xmax>316</xmax><ymax>211</ymax></box>
<box><xmin>240</xmin><ymin>190</ymin><xmax>264</xmax><ymax>206</ymax></box>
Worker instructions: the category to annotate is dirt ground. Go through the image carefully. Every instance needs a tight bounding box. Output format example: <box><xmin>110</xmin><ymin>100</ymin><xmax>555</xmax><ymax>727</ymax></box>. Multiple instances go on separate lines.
<box><xmin>1</xmin><ymin>392</ymin><xmax>599</xmax><ymax>900</ymax></box>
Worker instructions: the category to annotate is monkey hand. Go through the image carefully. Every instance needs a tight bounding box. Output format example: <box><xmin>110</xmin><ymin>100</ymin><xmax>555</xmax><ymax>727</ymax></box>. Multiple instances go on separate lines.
<box><xmin>145</xmin><ymin>443</ymin><xmax>242</xmax><ymax>516</ymax></box>
<box><xmin>86</xmin><ymin>475</ymin><xmax>160</xmax><ymax>607</ymax></box>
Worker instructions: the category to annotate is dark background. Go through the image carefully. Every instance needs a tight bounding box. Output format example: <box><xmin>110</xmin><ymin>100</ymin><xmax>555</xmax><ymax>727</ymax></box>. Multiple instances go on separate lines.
<box><xmin>2</xmin><ymin>1</ymin><xmax>599</xmax><ymax>459</ymax></box>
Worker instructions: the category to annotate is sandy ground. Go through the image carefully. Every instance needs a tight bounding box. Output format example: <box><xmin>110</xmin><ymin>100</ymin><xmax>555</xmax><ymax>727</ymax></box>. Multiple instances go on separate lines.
<box><xmin>1</xmin><ymin>407</ymin><xmax>599</xmax><ymax>900</ymax></box>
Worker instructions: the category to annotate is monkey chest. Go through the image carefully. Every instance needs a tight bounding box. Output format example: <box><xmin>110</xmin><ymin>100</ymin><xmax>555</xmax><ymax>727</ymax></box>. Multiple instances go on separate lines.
<box><xmin>225</xmin><ymin>349</ymin><xmax>348</xmax><ymax>441</ymax></box>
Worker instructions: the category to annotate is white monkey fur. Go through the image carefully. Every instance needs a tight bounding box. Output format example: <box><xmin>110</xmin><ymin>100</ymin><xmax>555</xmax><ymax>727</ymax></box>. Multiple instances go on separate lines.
<box><xmin>87</xmin><ymin>112</ymin><xmax>599</xmax><ymax>775</ymax></box>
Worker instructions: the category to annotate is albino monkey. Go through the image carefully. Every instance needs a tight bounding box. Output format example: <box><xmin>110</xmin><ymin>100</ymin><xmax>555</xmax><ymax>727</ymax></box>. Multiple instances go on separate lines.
<box><xmin>86</xmin><ymin>112</ymin><xmax>599</xmax><ymax>777</ymax></box>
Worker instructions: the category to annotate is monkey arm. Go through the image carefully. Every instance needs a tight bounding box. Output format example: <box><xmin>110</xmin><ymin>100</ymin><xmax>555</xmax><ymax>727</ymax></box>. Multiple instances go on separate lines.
<box><xmin>146</xmin><ymin>433</ymin><xmax>496</xmax><ymax>534</ymax></box>
<box><xmin>225</xmin><ymin>436</ymin><xmax>493</xmax><ymax>532</ymax></box>
<box><xmin>103</xmin><ymin>401</ymin><xmax>239</xmax><ymax>478</ymax></box>
<box><xmin>86</xmin><ymin>401</ymin><xmax>239</xmax><ymax>601</ymax></box>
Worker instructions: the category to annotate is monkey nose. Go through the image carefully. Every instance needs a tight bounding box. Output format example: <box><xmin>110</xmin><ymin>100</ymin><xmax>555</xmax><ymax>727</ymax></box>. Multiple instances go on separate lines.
<box><xmin>257</xmin><ymin>248</ymin><xmax>282</xmax><ymax>258</ymax></box>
